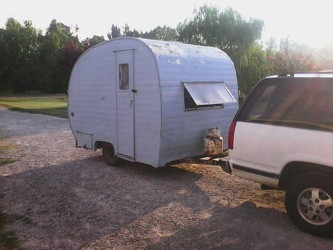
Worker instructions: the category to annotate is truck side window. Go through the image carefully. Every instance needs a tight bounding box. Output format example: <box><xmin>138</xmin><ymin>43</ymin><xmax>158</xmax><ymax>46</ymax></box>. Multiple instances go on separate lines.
<box><xmin>249</xmin><ymin>85</ymin><xmax>276</xmax><ymax>119</ymax></box>
<box><xmin>119</xmin><ymin>64</ymin><xmax>129</xmax><ymax>90</ymax></box>
<box><xmin>240</xmin><ymin>78</ymin><xmax>333</xmax><ymax>131</ymax></box>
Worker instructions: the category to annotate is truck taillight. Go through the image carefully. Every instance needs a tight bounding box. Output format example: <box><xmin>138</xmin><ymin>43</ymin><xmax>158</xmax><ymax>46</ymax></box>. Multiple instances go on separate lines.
<box><xmin>228</xmin><ymin>120</ymin><xmax>236</xmax><ymax>149</ymax></box>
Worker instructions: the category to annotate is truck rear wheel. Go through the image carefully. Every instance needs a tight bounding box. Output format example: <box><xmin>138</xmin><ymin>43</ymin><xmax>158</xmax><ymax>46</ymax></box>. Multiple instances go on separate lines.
<box><xmin>102</xmin><ymin>143</ymin><xmax>123</xmax><ymax>166</ymax></box>
<box><xmin>285</xmin><ymin>173</ymin><xmax>333</xmax><ymax>237</ymax></box>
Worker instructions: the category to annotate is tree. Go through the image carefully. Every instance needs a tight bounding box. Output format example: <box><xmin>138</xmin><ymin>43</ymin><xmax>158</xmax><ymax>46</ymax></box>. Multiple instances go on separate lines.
<box><xmin>1</xmin><ymin>7</ymin><xmax>327</xmax><ymax>96</ymax></box>
<box><xmin>177</xmin><ymin>5</ymin><xmax>220</xmax><ymax>45</ymax></box>
<box><xmin>82</xmin><ymin>35</ymin><xmax>105</xmax><ymax>47</ymax></box>
<box><xmin>177</xmin><ymin>5</ymin><xmax>265</xmax><ymax>97</ymax></box>
<box><xmin>53</xmin><ymin>40</ymin><xmax>84</xmax><ymax>93</ymax></box>
<box><xmin>107</xmin><ymin>24</ymin><xmax>141</xmax><ymax>39</ymax></box>
<box><xmin>177</xmin><ymin>6</ymin><xmax>263</xmax><ymax>51</ymax></box>
<box><xmin>0</xmin><ymin>28</ymin><xmax>11</xmax><ymax>92</ymax></box>
<box><xmin>141</xmin><ymin>26</ymin><xmax>178</xmax><ymax>40</ymax></box>
<box><xmin>122</xmin><ymin>24</ymin><xmax>141</xmax><ymax>37</ymax></box>
<box><xmin>107</xmin><ymin>24</ymin><xmax>178</xmax><ymax>41</ymax></box>
<box><xmin>267</xmin><ymin>38</ymin><xmax>317</xmax><ymax>75</ymax></box>
<box><xmin>38</xmin><ymin>19</ymin><xmax>83</xmax><ymax>93</ymax></box>
<box><xmin>107</xmin><ymin>24</ymin><xmax>121</xmax><ymax>39</ymax></box>
<box><xmin>238</xmin><ymin>43</ymin><xmax>270</xmax><ymax>100</ymax></box>
<box><xmin>0</xmin><ymin>18</ymin><xmax>41</xmax><ymax>92</ymax></box>
<box><xmin>45</xmin><ymin>19</ymin><xmax>76</xmax><ymax>46</ymax></box>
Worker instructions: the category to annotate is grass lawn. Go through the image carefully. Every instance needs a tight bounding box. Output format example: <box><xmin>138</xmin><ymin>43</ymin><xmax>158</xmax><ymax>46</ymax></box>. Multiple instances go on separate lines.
<box><xmin>0</xmin><ymin>95</ymin><xmax>68</xmax><ymax>118</ymax></box>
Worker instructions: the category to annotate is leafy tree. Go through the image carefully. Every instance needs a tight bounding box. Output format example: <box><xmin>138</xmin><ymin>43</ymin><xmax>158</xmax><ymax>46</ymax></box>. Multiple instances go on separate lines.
<box><xmin>19</xmin><ymin>20</ymin><xmax>41</xmax><ymax>91</ymax></box>
<box><xmin>141</xmin><ymin>26</ymin><xmax>178</xmax><ymax>40</ymax></box>
<box><xmin>36</xmin><ymin>33</ymin><xmax>59</xmax><ymax>92</ymax></box>
<box><xmin>107</xmin><ymin>24</ymin><xmax>122</xmax><ymax>39</ymax></box>
<box><xmin>122</xmin><ymin>24</ymin><xmax>141</xmax><ymax>37</ymax></box>
<box><xmin>0</xmin><ymin>18</ymin><xmax>41</xmax><ymax>92</ymax></box>
<box><xmin>37</xmin><ymin>19</ymin><xmax>83</xmax><ymax>93</ymax></box>
<box><xmin>107</xmin><ymin>24</ymin><xmax>178</xmax><ymax>41</ymax></box>
<box><xmin>177</xmin><ymin>6</ymin><xmax>263</xmax><ymax>51</ymax></box>
<box><xmin>177</xmin><ymin>5</ymin><xmax>265</xmax><ymax>97</ymax></box>
<box><xmin>46</xmin><ymin>19</ymin><xmax>77</xmax><ymax>47</ymax></box>
<box><xmin>83</xmin><ymin>35</ymin><xmax>105</xmax><ymax>47</ymax></box>
<box><xmin>0</xmin><ymin>28</ymin><xmax>11</xmax><ymax>92</ymax></box>
<box><xmin>177</xmin><ymin>5</ymin><xmax>220</xmax><ymax>45</ymax></box>
<box><xmin>1</xmin><ymin>7</ymin><xmax>329</xmax><ymax>96</ymax></box>
<box><xmin>53</xmin><ymin>40</ymin><xmax>84</xmax><ymax>93</ymax></box>
<box><xmin>267</xmin><ymin>38</ymin><xmax>317</xmax><ymax>75</ymax></box>
<box><xmin>238</xmin><ymin>43</ymin><xmax>270</xmax><ymax>100</ymax></box>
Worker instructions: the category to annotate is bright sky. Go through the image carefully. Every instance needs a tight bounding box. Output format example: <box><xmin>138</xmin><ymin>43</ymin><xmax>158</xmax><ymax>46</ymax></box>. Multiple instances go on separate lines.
<box><xmin>1</xmin><ymin>0</ymin><xmax>333</xmax><ymax>48</ymax></box>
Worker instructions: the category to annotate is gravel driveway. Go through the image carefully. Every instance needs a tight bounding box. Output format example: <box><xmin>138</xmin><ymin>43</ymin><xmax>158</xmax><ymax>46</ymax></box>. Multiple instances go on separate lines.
<box><xmin>0</xmin><ymin>108</ymin><xmax>333</xmax><ymax>250</ymax></box>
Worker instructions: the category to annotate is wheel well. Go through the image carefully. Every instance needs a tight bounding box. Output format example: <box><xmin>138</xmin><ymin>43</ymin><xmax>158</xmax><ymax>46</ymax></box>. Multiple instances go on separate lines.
<box><xmin>279</xmin><ymin>162</ymin><xmax>333</xmax><ymax>190</ymax></box>
<box><xmin>95</xmin><ymin>141</ymin><xmax>108</xmax><ymax>149</ymax></box>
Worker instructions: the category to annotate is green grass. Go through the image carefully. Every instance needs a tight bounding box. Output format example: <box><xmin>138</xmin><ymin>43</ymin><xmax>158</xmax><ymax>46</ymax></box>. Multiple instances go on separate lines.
<box><xmin>0</xmin><ymin>96</ymin><xmax>68</xmax><ymax>118</ymax></box>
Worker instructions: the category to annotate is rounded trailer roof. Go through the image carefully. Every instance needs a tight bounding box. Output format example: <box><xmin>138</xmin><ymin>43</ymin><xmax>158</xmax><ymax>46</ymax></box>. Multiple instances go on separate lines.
<box><xmin>138</xmin><ymin>37</ymin><xmax>232</xmax><ymax>61</ymax></box>
<box><xmin>81</xmin><ymin>37</ymin><xmax>233</xmax><ymax>65</ymax></box>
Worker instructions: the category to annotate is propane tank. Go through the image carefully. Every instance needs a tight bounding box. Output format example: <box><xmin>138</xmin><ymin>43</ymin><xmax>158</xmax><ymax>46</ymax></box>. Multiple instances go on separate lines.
<box><xmin>204</xmin><ymin>128</ymin><xmax>223</xmax><ymax>156</ymax></box>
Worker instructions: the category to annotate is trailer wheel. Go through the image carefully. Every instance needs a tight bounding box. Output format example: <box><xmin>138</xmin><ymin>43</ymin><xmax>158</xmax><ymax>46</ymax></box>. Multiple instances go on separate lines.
<box><xmin>285</xmin><ymin>173</ymin><xmax>333</xmax><ymax>237</ymax></box>
<box><xmin>102</xmin><ymin>143</ymin><xmax>123</xmax><ymax>166</ymax></box>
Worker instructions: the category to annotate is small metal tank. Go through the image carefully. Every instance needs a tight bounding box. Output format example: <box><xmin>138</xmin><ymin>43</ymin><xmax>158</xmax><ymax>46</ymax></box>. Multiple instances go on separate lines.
<box><xmin>204</xmin><ymin>128</ymin><xmax>223</xmax><ymax>156</ymax></box>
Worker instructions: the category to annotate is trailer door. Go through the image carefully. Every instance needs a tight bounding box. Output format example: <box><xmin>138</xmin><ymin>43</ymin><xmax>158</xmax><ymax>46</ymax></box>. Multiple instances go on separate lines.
<box><xmin>115</xmin><ymin>50</ymin><xmax>135</xmax><ymax>159</ymax></box>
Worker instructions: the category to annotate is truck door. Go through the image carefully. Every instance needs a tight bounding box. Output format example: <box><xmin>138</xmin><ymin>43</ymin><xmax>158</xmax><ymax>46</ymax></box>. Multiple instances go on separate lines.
<box><xmin>115</xmin><ymin>49</ymin><xmax>135</xmax><ymax>159</ymax></box>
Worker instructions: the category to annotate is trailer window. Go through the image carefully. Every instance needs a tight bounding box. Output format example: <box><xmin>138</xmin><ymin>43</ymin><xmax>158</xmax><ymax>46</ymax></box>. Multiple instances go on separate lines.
<box><xmin>119</xmin><ymin>64</ymin><xmax>129</xmax><ymax>90</ymax></box>
<box><xmin>183</xmin><ymin>82</ymin><xmax>236</xmax><ymax>110</ymax></box>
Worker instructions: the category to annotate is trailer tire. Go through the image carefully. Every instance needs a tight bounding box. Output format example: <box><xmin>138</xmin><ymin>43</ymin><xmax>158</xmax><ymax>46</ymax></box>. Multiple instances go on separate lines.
<box><xmin>102</xmin><ymin>143</ymin><xmax>123</xmax><ymax>166</ymax></box>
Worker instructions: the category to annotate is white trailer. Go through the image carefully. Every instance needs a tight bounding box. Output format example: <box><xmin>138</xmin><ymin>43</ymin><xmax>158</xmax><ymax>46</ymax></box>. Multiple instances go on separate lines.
<box><xmin>68</xmin><ymin>37</ymin><xmax>238</xmax><ymax>167</ymax></box>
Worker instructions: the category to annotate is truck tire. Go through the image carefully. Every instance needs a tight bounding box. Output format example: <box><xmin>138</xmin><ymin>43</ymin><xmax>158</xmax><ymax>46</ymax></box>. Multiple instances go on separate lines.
<box><xmin>102</xmin><ymin>143</ymin><xmax>123</xmax><ymax>166</ymax></box>
<box><xmin>285</xmin><ymin>173</ymin><xmax>333</xmax><ymax>237</ymax></box>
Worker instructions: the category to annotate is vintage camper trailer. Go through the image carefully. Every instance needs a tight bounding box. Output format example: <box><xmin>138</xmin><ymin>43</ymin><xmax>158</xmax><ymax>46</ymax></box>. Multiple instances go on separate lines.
<box><xmin>68</xmin><ymin>37</ymin><xmax>238</xmax><ymax>167</ymax></box>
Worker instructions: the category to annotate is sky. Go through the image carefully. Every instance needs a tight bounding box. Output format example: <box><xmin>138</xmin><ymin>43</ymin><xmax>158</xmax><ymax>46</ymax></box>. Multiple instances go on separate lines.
<box><xmin>1</xmin><ymin>0</ymin><xmax>333</xmax><ymax>48</ymax></box>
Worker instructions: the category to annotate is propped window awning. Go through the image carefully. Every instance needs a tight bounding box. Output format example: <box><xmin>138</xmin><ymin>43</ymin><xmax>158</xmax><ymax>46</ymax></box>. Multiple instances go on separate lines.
<box><xmin>183</xmin><ymin>82</ymin><xmax>236</xmax><ymax>110</ymax></box>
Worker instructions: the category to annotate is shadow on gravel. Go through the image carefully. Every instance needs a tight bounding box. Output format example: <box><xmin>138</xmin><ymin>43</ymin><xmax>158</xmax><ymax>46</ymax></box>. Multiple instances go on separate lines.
<box><xmin>149</xmin><ymin>201</ymin><xmax>333</xmax><ymax>250</ymax></box>
<box><xmin>1</xmin><ymin>156</ymin><xmax>333</xmax><ymax>249</ymax></box>
<box><xmin>0</xmin><ymin>156</ymin><xmax>209</xmax><ymax>249</ymax></box>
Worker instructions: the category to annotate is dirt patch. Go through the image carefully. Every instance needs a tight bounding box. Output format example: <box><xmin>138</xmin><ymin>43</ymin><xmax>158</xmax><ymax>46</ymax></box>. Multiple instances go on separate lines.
<box><xmin>0</xmin><ymin>108</ymin><xmax>332</xmax><ymax>249</ymax></box>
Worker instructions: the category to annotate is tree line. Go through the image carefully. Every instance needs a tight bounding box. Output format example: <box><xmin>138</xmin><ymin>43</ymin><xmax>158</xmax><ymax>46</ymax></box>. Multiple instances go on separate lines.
<box><xmin>1</xmin><ymin>5</ymin><xmax>332</xmax><ymax>97</ymax></box>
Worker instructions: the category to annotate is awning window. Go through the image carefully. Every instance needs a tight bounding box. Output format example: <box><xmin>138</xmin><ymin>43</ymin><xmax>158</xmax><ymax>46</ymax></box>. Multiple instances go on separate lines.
<box><xmin>183</xmin><ymin>82</ymin><xmax>236</xmax><ymax>110</ymax></box>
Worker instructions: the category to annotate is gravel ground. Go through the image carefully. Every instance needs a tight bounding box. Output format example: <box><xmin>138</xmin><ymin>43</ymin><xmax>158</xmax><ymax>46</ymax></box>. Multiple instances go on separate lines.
<box><xmin>0</xmin><ymin>107</ymin><xmax>333</xmax><ymax>250</ymax></box>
